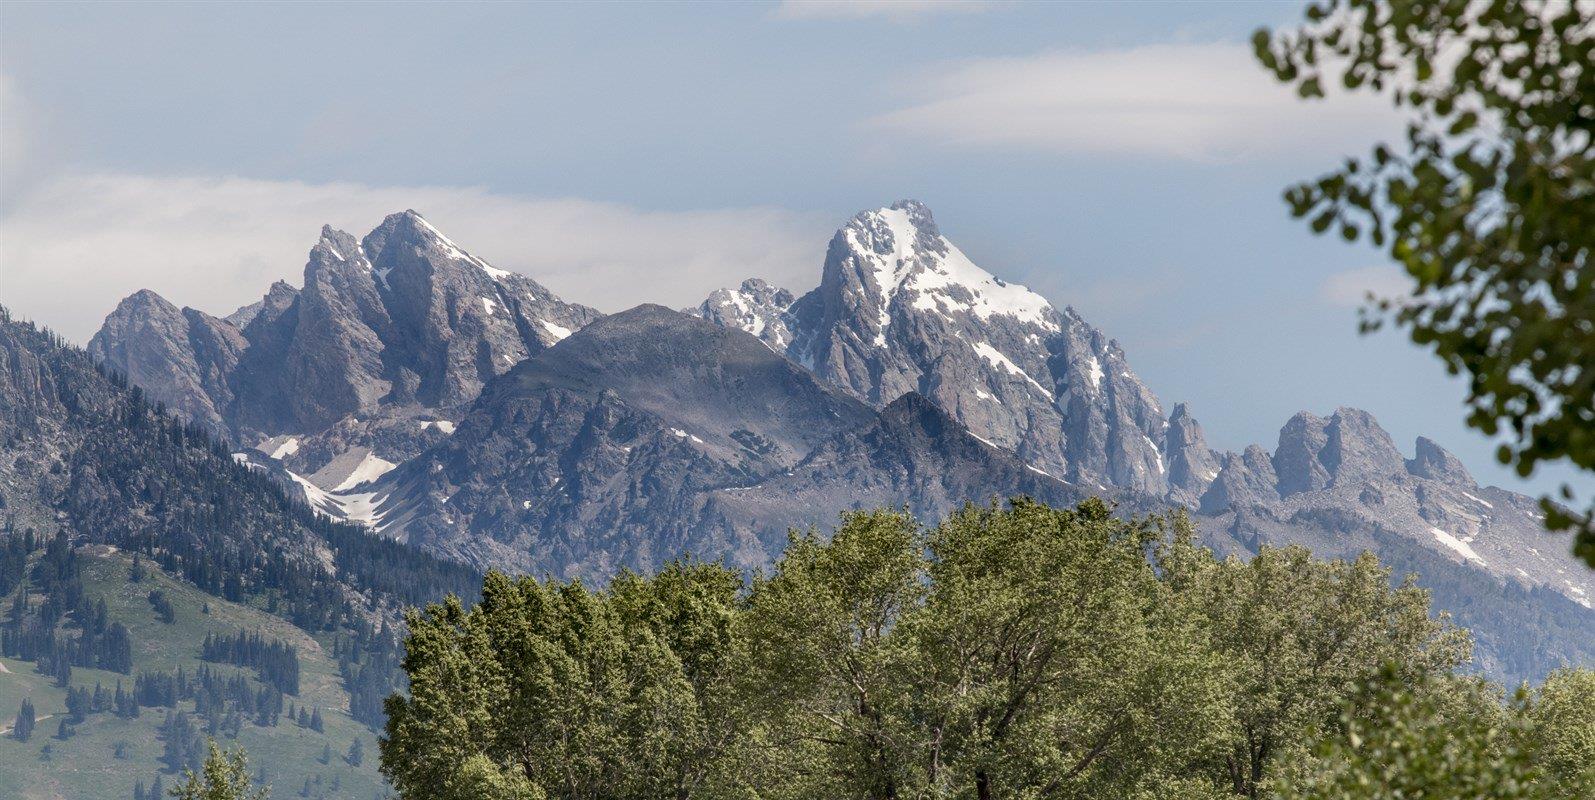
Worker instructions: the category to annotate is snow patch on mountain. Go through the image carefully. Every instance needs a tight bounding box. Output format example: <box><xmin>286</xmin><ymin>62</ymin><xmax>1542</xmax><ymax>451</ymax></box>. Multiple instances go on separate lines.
<box><xmin>970</xmin><ymin>341</ymin><xmax>1053</xmax><ymax>399</ymax></box>
<box><xmin>540</xmin><ymin>320</ymin><xmax>572</xmax><ymax>341</ymax></box>
<box><xmin>851</xmin><ymin>204</ymin><xmax>1056</xmax><ymax>337</ymax></box>
<box><xmin>258</xmin><ymin>435</ymin><xmax>300</xmax><ymax>460</ymax></box>
<box><xmin>332</xmin><ymin>451</ymin><xmax>398</xmax><ymax>491</ymax></box>
<box><xmin>287</xmin><ymin>468</ymin><xmax>391</xmax><ymax>528</ymax></box>
<box><xmin>1429</xmin><ymin>526</ymin><xmax>1486</xmax><ymax>565</ymax></box>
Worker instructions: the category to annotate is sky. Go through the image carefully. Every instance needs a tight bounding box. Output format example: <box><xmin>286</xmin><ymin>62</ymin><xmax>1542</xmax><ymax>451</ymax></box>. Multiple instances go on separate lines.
<box><xmin>0</xmin><ymin>0</ymin><xmax>1586</xmax><ymax>501</ymax></box>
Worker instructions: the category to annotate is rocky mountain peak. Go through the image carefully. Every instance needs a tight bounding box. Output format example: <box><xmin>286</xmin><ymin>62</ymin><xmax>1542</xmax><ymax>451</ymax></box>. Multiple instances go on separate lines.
<box><xmin>1273</xmin><ymin>407</ymin><xmax>1407</xmax><ymax>497</ymax></box>
<box><xmin>226</xmin><ymin>280</ymin><xmax>300</xmax><ymax>329</ymax></box>
<box><xmin>1322</xmin><ymin>407</ymin><xmax>1406</xmax><ymax>484</ymax></box>
<box><xmin>1274</xmin><ymin>411</ymin><xmax>1331</xmax><ymax>496</ymax></box>
<box><xmin>692</xmin><ymin>278</ymin><xmax>797</xmax><ymax>352</ymax></box>
<box><xmin>1407</xmin><ymin>435</ymin><xmax>1476</xmax><ymax>487</ymax></box>
<box><xmin>695</xmin><ymin>200</ymin><xmax>1171</xmax><ymax>496</ymax></box>
<box><xmin>92</xmin><ymin>210</ymin><xmax>600</xmax><ymax>473</ymax></box>
<box><xmin>123</xmin><ymin>288</ymin><xmax>180</xmax><ymax>315</ymax></box>
<box><xmin>359</xmin><ymin>209</ymin><xmax>428</xmax><ymax>259</ymax></box>
<box><xmin>88</xmin><ymin>290</ymin><xmax>245</xmax><ymax>433</ymax></box>
<box><xmin>1164</xmin><ymin>403</ymin><xmax>1222</xmax><ymax>504</ymax></box>
<box><xmin>305</xmin><ymin>226</ymin><xmax>370</xmax><ymax>277</ymax></box>
<box><xmin>1199</xmin><ymin>444</ymin><xmax>1282</xmax><ymax>513</ymax></box>
<box><xmin>820</xmin><ymin>200</ymin><xmax>1059</xmax><ymax>344</ymax></box>
<box><xmin>93</xmin><ymin>291</ymin><xmax>184</xmax><ymax>352</ymax></box>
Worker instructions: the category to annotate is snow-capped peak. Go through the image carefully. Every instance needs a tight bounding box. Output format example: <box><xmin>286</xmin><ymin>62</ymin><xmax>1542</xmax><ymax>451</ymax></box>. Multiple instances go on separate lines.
<box><xmin>841</xmin><ymin>201</ymin><xmax>1058</xmax><ymax>342</ymax></box>
<box><xmin>401</xmin><ymin>210</ymin><xmax>513</xmax><ymax>281</ymax></box>
<box><xmin>692</xmin><ymin>278</ymin><xmax>797</xmax><ymax>352</ymax></box>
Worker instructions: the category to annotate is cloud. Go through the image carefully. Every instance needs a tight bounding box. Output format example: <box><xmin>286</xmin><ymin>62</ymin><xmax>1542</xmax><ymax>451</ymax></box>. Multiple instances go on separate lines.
<box><xmin>868</xmin><ymin>43</ymin><xmax>1400</xmax><ymax>162</ymax></box>
<box><xmin>0</xmin><ymin>73</ymin><xmax>55</xmax><ymax>214</ymax></box>
<box><xmin>773</xmin><ymin>0</ymin><xmax>997</xmax><ymax>20</ymax></box>
<box><xmin>1319</xmin><ymin>265</ymin><xmax>1411</xmax><ymax>308</ymax></box>
<box><xmin>0</xmin><ymin>173</ymin><xmax>833</xmax><ymax>344</ymax></box>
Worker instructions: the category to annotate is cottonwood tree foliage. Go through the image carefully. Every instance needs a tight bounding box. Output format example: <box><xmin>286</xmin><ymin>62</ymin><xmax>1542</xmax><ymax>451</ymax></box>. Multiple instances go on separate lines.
<box><xmin>1254</xmin><ymin>0</ymin><xmax>1595</xmax><ymax>566</ymax></box>
<box><xmin>382</xmin><ymin>561</ymin><xmax>742</xmax><ymax>800</ymax></box>
<box><xmin>1276</xmin><ymin>665</ymin><xmax>1595</xmax><ymax>799</ymax></box>
<box><xmin>381</xmin><ymin>499</ymin><xmax>1587</xmax><ymax>799</ymax></box>
<box><xmin>1178</xmin><ymin>546</ymin><xmax>1470</xmax><ymax>798</ymax></box>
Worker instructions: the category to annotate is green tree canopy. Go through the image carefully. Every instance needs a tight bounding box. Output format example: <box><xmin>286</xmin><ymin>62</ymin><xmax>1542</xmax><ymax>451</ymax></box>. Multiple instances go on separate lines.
<box><xmin>1174</xmin><ymin>544</ymin><xmax>1472</xmax><ymax>797</ymax></box>
<box><xmin>1276</xmin><ymin>664</ymin><xmax>1595</xmax><ymax>800</ymax></box>
<box><xmin>1255</xmin><ymin>0</ymin><xmax>1595</xmax><ymax>566</ymax></box>
<box><xmin>380</xmin><ymin>499</ymin><xmax>1586</xmax><ymax>799</ymax></box>
<box><xmin>172</xmin><ymin>740</ymin><xmax>268</xmax><ymax>800</ymax></box>
<box><xmin>380</xmin><ymin>561</ymin><xmax>744</xmax><ymax>800</ymax></box>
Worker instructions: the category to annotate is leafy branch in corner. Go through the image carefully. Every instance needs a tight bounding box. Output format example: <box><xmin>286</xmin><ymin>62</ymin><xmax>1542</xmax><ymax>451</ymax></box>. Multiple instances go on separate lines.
<box><xmin>1255</xmin><ymin>0</ymin><xmax>1594</xmax><ymax>566</ymax></box>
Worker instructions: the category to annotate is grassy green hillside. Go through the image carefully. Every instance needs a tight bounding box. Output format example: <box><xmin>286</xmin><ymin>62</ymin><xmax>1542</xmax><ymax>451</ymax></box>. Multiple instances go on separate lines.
<box><xmin>0</xmin><ymin>548</ymin><xmax>388</xmax><ymax>800</ymax></box>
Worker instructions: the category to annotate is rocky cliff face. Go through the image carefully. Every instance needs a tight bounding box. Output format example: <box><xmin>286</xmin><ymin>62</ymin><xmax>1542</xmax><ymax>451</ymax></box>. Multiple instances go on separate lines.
<box><xmin>88</xmin><ymin>290</ymin><xmax>246</xmax><ymax>432</ymax></box>
<box><xmin>1195</xmin><ymin>407</ymin><xmax>1593</xmax><ymax>612</ymax></box>
<box><xmin>1165</xmin><ymin>403</ymin><xmax>1223</xmax><ymax>506</ymax></box>
<box><xmin>697</xmin><ymin>200</ymin><xmax>1199</xmax><ymax>496</ymax></box>
<box><xmin>88</xmin><ymin>211</ymin><xmax>601</xmax><ymax>481</ymax></box>
<box><xmin>354</xmin><ymin>306</ymin><xmax>1081</xmax><ymax>577</ymax></box>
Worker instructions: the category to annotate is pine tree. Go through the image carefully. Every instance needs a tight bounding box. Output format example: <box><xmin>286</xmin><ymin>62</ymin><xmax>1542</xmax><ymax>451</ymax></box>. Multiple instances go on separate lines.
<box><xmin>11</xmin><ymin>698</ymin><xmax>35</xmax><ymax>741</ymax></box>
<box><xmin>345</xmin><ymin>737</ymin><xmax>363</xmax><ymax>767</ymax></box>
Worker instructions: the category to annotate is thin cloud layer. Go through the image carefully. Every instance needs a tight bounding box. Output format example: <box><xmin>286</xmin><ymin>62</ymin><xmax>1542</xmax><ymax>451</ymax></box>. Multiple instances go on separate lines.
<box><xmin>869</xmin><ymin>42</ymin><xmax>1398</xmax><ymax>162</ymax></box>
<box><xmin>773</xmin><ymin>0</ymin><xmax>997</xmax><ymax>21</ymax></box>
<box><xmin>0</xmin><ymin>173</ymin><xmax>831</xmax><ymax>344</ymax></box>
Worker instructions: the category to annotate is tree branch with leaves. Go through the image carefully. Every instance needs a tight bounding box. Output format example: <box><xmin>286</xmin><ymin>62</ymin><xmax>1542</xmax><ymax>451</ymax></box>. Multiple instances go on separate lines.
<box><xmin>1255</xmin><ymin>0</ymin><xmax>1594</xmax><ymax>566</ymax></box>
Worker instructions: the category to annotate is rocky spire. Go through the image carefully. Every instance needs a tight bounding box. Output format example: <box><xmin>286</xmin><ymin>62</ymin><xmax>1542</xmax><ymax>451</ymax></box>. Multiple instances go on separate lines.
<box><xmin>1406</xmin><ymin>435</ymin><xmax>1476</xmax><ymax>486</ymax></box>
<box><xmin>1165</xmin><ymin>403</ymin><xmax>1222</xmax><ymax>505</ymax></box>
<box><xmin>1200</xmin><ymin>444</ymin><xmax>1282</xmax><ymax>513</ymax></box>
<box><xmin>87</xmin><ymin>289</ymin><xmax>245</xmax><ymax>434</ymax></box>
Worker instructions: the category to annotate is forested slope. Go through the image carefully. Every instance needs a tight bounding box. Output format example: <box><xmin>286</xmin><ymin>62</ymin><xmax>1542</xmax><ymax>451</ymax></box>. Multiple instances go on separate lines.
<box><xmin>0</xmin><ymin>308</ymin><xmax>479</xmax><ymax>799</ymax></box>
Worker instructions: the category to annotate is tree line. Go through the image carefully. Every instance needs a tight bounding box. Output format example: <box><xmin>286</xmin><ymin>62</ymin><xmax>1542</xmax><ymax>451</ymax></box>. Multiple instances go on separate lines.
<box><xmin>202</xmin><ymin>629</ymin><xmax>302</xmax><ymax>696</ymax></box>
<box><xmin>1</xmin><ymin>530</ymin><xmax>135</xmax><ymax>680</ymax></box>
<box><xmin>381</xmin><ymin>499</ymin><xmax>1594</xmax><ymax>800</ymax></box>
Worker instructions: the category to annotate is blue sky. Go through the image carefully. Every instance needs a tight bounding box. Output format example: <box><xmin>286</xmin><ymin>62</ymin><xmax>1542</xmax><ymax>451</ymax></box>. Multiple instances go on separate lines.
<box><xmin>1</xmin><ymin>0</ymin><xmax>1585</xmax><ymax>501</ymax></box>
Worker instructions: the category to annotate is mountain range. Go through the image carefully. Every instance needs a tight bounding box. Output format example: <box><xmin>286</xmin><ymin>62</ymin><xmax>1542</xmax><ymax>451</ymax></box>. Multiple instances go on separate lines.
<box><xmin>81</xmin><ymin>201</ymin><xmax>1595</xmax><ymax>684</ymax></box>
